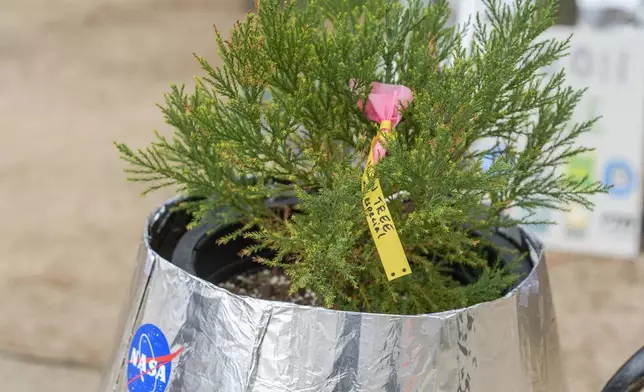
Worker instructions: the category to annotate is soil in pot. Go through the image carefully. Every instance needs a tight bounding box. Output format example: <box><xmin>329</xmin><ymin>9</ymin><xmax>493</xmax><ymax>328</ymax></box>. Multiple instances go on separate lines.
<box><xmin>219</xmin><ymin>268</ymin><xmax>318</xmax><ymax>306</ymax></box>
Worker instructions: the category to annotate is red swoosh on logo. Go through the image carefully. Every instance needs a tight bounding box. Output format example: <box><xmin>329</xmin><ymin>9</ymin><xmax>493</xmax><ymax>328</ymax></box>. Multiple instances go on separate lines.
<box><xmin>127</xmin><ymin>346</ymin><xmax>184</xmax><ymax>386</ymax></box>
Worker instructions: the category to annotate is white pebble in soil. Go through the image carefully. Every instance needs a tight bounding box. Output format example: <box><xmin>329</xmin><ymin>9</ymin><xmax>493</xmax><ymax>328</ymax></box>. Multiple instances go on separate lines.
<box><xmin>218</xmin><ymin>269</ymin><xmax>318</xmax><ymax>306</ymax></box>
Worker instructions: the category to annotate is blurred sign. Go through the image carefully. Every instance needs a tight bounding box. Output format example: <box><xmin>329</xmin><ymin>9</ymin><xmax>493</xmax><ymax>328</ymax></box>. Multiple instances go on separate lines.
<box><xmin>445</xmin><ymin>3</ymin><xmax>644</xmax><ymax>258</ymax></box>
<box><xmin>517</xmin><ymin>27</ymin><xmax>644</xmax><ymax>258</ymax></box>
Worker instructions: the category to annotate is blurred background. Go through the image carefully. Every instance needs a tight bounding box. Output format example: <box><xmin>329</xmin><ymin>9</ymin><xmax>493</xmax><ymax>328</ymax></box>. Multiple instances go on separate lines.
<box><xmin>1</xmin><ymin>0</ymin><xmax>644</xmax><ymax>391</ymax></box>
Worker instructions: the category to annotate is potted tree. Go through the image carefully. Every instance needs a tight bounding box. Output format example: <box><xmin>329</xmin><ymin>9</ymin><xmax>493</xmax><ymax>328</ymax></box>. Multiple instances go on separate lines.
<box><xmin>105</xmin><ymin>0</ymin><xmax>609</xmax><ymax>391</ymax></box>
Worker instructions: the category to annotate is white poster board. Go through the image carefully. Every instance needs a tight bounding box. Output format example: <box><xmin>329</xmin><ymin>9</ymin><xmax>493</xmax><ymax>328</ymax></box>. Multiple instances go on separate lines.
<box><xmin>453</xmin><ymin>0</ymin><xmax>644</xmax><ymax>257</ymax></box>
<box><xmin>514</xmin><ymin>27</ymin><xmax>644</xmax><ymax>258</ymax></box>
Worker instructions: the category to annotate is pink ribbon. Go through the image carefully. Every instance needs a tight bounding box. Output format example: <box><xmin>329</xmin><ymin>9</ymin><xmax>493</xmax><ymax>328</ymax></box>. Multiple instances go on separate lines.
<box><xmin>355</xmin><ymin>81</ymin><xmax>413</xmax><ymax>163</ymax></box>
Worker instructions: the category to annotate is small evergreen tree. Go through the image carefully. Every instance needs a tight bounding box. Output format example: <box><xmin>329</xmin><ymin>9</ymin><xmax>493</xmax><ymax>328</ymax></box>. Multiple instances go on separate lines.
<box><xmin>116</xmin><ymin>0</ymin><xmax>607</xmax><ymax>315</ymax></box>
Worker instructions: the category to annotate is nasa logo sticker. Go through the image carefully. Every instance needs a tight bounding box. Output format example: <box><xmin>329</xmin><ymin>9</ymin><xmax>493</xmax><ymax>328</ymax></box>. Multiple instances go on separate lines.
<box><xmin>603</xmin><ymin>159</ymin><xmax>636</xmax><ymax>198</ymax></box>
<box><xmin>127</xmin><ymin>323</ymin><xmax>183</xmax><ymax>392</ymax></box>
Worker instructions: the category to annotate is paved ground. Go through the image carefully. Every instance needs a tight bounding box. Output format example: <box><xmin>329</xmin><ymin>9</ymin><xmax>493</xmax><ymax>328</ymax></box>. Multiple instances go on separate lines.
<box><xmin>0</xmin><ymin>1</ymin><xmax>643</xmax><ymax>391</ymax></box>
<box><xmin>0</xmin><ymin>0</ymin><xmax>249</xmax><ymax>389</ymax></box>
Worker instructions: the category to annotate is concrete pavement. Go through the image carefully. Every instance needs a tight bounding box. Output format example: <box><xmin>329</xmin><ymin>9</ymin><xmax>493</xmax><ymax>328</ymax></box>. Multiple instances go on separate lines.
<box><xmin>0</xmin><ymin>0</ymin><xmax>247</xmax><ymax>389</ymax></box>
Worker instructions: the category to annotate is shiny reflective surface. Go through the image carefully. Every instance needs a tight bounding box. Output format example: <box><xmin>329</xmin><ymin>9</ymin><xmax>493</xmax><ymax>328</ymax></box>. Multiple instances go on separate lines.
<box><xmin>100</xmin><ymin>197</ymin><xmax>563</xmax><ymax>392</ymax></box>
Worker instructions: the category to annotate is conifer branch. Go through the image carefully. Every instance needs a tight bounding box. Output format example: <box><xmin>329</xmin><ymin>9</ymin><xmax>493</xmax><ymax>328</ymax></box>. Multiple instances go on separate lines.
<box><xmin>117</xmin><ymin>0</ymin><xmax>607</xmax><ymax>314</ymax></box>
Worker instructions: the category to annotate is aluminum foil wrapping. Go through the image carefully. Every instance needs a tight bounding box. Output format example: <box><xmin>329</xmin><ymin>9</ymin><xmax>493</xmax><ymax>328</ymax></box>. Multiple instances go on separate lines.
<box><xmin>100</xmin><ymin>198</ymin><xmax>563</xmax><ymax>392</ymax></box>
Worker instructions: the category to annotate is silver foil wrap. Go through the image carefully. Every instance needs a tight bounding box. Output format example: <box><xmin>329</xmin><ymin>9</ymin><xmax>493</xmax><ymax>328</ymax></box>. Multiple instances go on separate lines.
<box><xmin>100</xmin><ymin>197</ymin><xmax>563</xmax><ymax>392</ymax></box>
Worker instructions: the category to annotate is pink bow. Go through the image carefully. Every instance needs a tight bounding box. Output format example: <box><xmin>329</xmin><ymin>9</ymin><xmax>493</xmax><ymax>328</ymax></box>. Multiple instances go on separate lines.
<box><xmin>355</xmin><ymin>82</ymin><xmax>413</xmax><ymax>163</ymax></box>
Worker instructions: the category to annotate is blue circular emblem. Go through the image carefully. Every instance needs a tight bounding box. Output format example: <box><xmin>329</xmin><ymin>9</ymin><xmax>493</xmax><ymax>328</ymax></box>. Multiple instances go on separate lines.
<box><xmin>603</xmin><ymin>160</ymin><xmax>636</xmax><ymax>198</ymax></box>
<box><xmin>127</xmin><ymin>323</ymin><xmax>181</xmax><ymax>392</ymax></box>
<box><xmin>482</xmin><ymin>145</ymin><xmax>503</xmax><ymax>172</ymax></box>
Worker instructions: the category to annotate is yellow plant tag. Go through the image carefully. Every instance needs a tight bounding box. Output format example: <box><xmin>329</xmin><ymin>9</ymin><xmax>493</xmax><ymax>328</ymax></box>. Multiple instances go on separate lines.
<box><xmin>361</xmin><ymin>122</ymin><xmax>412</xmax><ymax>281</ymax></box>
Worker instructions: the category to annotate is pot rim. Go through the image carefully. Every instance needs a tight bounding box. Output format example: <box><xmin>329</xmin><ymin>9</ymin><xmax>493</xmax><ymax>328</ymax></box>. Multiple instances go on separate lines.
<box><xmin>143</xmin><ymin>194</ymin><xmax>543</xmax><ymax>319</ymax></box>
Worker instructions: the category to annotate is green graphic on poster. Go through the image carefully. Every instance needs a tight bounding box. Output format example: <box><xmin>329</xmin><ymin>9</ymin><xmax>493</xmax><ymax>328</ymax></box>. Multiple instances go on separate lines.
<box><xmin>566</xmin><ymin>153</ymin><xmax>595</xmax><ymax>188</ymax></box>
<box><xmin>563</xmin><ymin>153</ymin><xmax>595</xmax><ymax>236</ymax></box>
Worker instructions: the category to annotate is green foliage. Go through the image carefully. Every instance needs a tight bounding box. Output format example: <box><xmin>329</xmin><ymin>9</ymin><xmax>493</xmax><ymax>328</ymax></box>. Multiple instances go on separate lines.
<box><xmin>116</xmin><ymin>0</ymin><xmax>608</xmax><ymax>314</ymax></box>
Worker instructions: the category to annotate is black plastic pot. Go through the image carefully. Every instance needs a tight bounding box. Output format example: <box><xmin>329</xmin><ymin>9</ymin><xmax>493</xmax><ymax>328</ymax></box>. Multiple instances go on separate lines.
<box><xmin>152</xmin><ymin>196</ymin><xmax>534</xmax><ymax>301</ymax></box>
